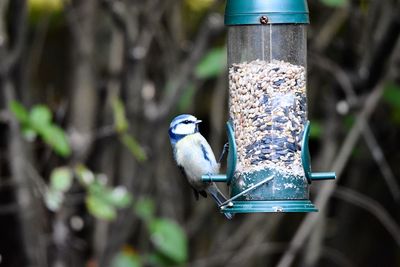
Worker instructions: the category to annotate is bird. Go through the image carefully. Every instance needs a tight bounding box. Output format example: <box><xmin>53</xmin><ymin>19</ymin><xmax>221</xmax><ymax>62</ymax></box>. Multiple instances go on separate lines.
<box><xmin>168</xmin><ymin>114</ymin><xmax>233</xmax><ymax>220</ymax></box>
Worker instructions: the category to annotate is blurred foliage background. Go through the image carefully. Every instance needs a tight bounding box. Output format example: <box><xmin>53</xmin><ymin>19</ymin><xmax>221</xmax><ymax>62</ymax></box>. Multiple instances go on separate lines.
<box><xmin>0</xmin><ymin>0</ymin><xmax>400</xmax><ymax>266</ymax></box>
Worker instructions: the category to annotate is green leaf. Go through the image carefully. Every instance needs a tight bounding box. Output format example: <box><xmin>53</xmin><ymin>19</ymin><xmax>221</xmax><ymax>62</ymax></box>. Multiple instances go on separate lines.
<box><xmin>106</xmin><ymin>186</ymin><xmax>133</xmax><ymax>208</ymax></box>
<box><xmin>112</xmin><ymin>97</ymin><xmax>129</xmax><ymax>133</ymax></box>
<box><xmin>149</xmin><ymin>219</ymin><xmax>188</xmax><ymax>264</ymax></box>
<box><xmin>88</xmin><ymin>181</ymin><xmax>132</xmax><ymax>209</ymax></box>
<box><xmin>50</xmin><ymin>167</ymin><xmax>73</xmax><ymax>192</ymax></box>
<box><xmin>29</xmin><ymin>105</ymin><xmax>52</xmax><ymax>128</ymax></box>
<box><xmin>146</xmin><ymin>253</ymin><xmax>176</xmax><ymax>267</ymax></box>
<box><xmin>343</xmin><ymin>115</ymin><xmax>355</xmax><ymax>130</ymax></box>
<box><xmin>88</xmin><ymin>180</ymin><xmax>108</xmax><ymax>195</ymax></box>
<box><xmin>383</xmin><ymin>83</ymin><xmax>400</xmax><ymax>109</ymax></box>
<box><xmin>111</xmin><ymin>251</ymin><xmax>141</xmax><ymax>267</ymax></box>
<box><xmin>120</xmin><ymin>133</ymin><xmax>147</xmax><ymax>162</ymax></box>
<box><xmin>195</xmin><ymin>47</ymin><xmax>226</xmax><ymax>79</ymax></box>
<box><xmin>86</xmin><ymin>194</ymin><xmax>117</xmax><ymax>221</ymax></box>
<box><xmin>75</xmin><ymin>164</ymin><xmax>95</xmax><ymax>185</ymax></box>
<box><xmin>40</xmin><ymin>125</ymin><xmax>71</xmax><ymax>157</ymax></box>
<box><xmin>178</xmin><ymin>83</ymin><xmax>195</xmax><ymax>111</ymax></box>
<box><xmin>320</xmin><ymin>0</ymin><xmax>348</xmax><ymax>7</ymax></box>
<box><xmin>45</xmin><ymin>188</ymin><xmax>64</xmax><ymax>211</ymax></box>
<box><xmin>10</xmin><ymin>101</ymin><xmax>29</xmax><ymax>124</ymax></box>
<box><xmin>309</xmin><ymin>121</ymin><xmax>323</xmax><ymax>139</ymax></box>
<box><xmin>134</xmin><ymin>198</ymin><xmax>155</xmax><ymax>222</ymax></box>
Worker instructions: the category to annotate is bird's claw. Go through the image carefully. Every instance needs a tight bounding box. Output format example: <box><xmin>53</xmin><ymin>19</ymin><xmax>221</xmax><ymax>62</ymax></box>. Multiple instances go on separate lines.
<box><xmin>217</xmin><ymin>142</ymin><xmax>229</xmax><ymax>164</ymax></box>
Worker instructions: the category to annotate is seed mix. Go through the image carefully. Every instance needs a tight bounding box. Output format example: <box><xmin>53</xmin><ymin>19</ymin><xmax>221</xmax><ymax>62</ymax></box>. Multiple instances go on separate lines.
<box><xmin>229</xmin><ymin>59</ymin><xmax>307</xmax><ymax>176</ymax></box>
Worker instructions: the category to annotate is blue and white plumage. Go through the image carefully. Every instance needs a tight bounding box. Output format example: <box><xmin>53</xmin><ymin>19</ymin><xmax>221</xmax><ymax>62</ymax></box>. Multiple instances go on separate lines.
<box><xmin>169</xmin><ymin>114</ymin><xmax>233</xmax><ymax>220</ymax></box>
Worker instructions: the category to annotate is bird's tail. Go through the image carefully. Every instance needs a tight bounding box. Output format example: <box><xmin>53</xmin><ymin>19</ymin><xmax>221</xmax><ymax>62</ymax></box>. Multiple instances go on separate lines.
<box><xmin>207</xmin><ymin>184</ymin><xmax>234</xmax><ymax>220</ymax></box>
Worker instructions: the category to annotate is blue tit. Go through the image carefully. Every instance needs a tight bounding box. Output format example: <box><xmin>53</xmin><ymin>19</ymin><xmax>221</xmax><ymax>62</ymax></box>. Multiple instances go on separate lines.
<box><xmin>169</xmin><ymin>114</ymin><xmax>233</xmax><ymax>220</ymax></box>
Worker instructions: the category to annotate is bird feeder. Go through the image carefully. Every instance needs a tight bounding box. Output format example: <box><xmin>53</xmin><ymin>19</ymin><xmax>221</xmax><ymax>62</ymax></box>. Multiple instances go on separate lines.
<box><xmin>202</xmin><ymin>0</ymin><xmax>335</xmax><ymax>213</ymax></box>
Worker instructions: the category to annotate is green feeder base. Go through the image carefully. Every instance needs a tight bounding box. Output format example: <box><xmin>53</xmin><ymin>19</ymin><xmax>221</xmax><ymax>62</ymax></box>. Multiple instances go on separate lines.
<box><xmin>220</xmin><ymin>200</ymin><xmax>318</xmax><ymax>213</ymax></box>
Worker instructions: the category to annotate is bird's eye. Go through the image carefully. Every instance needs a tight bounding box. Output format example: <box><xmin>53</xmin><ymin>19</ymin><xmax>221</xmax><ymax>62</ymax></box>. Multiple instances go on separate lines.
<box><xmin>183</xmin><ymin>120</ymin><xmax>190</xmax><ymax>124</ymax></box>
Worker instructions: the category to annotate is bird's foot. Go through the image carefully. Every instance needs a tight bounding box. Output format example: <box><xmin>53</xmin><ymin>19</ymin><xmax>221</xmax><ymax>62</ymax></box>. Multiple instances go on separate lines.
<box><xmin>217</xmin><ymin>142</ymin><xmax>229</xmax><ymax>164</ymax></box>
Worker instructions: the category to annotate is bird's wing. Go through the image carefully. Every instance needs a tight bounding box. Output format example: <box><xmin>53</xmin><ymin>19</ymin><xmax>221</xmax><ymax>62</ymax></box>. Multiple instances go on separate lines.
<box><xmin>200</xmin><ymin>143</ymin><xmax>211</xmax><ymax>162</ymax></box>
<box><xmin>197</xmin><ymin>134</ymin><xmax>219</xmax><ymax>172</ymax></box>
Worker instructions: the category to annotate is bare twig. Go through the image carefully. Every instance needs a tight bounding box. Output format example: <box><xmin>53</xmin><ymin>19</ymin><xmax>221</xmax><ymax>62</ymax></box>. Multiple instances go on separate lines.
<box><xmin>189</xmin><ymin>241</ymin><xmax>354</xmax><ymax>267</ymax></box>
<box><xmin>302</xmin><ymin>209</ymin><xmax>326</xmax><ymax>267</ymax></box>
<box><xmin>277</xmin><ymin>29</ymin><xmax>400</xmax><ymax>264</ymax></box>
<box><xmin>312</xmin><ymin>54</ymin><xmax>400</xmax><ymax>201</ymax></box>
<box><xmin>4</xmin><ymin>80</ymin><xmax>48</xmax><ymax>267</ymax></box>
<box><xmin>152</xmin><ymin>13</ymin><xmax>225</xmax><ymax>121</ymax></box>
<box><xmin>227</xmin><ymin>216</ymin><xmax>282</xmax><ymax>267</ymax></box>
<box><xmin>94</xmin><ymin>27</ymin><xmax>125</xmax><ymax>266</ymax></box>
<box><xmin>310</xmin><ymin>54</ymin><xmax>357</xmax><ymax>105</ymax></box>
<box><xmin>276</xmin><ymin>79</ymin><xmax>387</xmax><ymax>267</ymax></box>
<box><xmin>334</xmin><ymin>186</ymin><xmax>400</xmax><ymax>246</ymax></box>
<box><xmin>0</xmin><ymin>0</ymin><xmax>27</xmax><ymax>77</ymax></box>
<box><xmin>66</xmin><ymin>0</ymin><xmax>99</xmax><ymax>162</ymax></box>
<box><xmin>193</xmin><ymin>242</ymin><xmax>289</xmax><ymax>267</ymax></box>
<box><xmin>23</xmin><ymin>161</ymin><xmax>48</xmax><ymax>197</ymax></box>
<box><xmin>210</xmin><ymin>58</ymin><xmax>228</xmax><ymax>151</ymax></box>
<box><xmin>312</xmin><ymin>7</ymin><xmax>350</xmax><ymax>52</ymax></box>
<box><xmin>358</xmin><ymin>5</ymin><xmax>400</xmax><ymax>88</ymax></box>
<box><xmin>27</xmin><ymin>14</ymin><xmax>50</xmax><ymax>90</ymax></box>
<box><xmin>0</xmin><ymin>1</ymin><xmax>47</xmax><ymax>266</ymax></box>
<box><xmin>361</xmin><ymin>126</ymin><xmax>400</xmax><ymax>201</ymax></box>
<box><xmin>0</xmin><ymin>0</ymin><xmax>9</xmax><ymax>52</ymax></box>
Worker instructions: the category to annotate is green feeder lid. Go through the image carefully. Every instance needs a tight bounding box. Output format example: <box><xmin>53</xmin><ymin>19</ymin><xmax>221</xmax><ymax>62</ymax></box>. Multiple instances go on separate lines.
<box><xmin>225</xmin><ymin>0</ymin><xmax>309</xmax><ymax>25</ymax></box>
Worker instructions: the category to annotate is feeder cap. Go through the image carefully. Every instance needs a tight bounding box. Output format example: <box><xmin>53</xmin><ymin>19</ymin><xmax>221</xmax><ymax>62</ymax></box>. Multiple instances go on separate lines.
<box><xmin>225</xmin><ymin>0</ymin><xmax>309</xmax><ymax>25</ymax></box>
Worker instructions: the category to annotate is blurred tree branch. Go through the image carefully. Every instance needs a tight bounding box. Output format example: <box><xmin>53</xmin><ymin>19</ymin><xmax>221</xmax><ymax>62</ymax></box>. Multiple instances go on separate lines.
<box><xmin>0</xmin><ymin>0</ymin><xmax>27</xmax><ymax>78</ymax></box>
<box><xmin>334</xmin><ymin>186</ymin><xmax>400</xmax><ymax>246</ymax></box>
<box><xmin>276</xmin><ymin>3</ymin><xmax>400</xmax><ymax>266</ymax></box>
<box><xmin>276</xmin><ymin>43</ymin><xmax>400</xmax><ymax>267</ymax></box>
<box><xmin>0</xmin><ymin>1</ymin><xmax>48</xmax><ymax>267</ymax></box>
<box><xmin>312</xmin><ymin>54</ymin><xmax>400</xmax><ymax>200</ymax></box>
<box><xmin>276</xmin><ymin>80</ymin><xmax>386</xmax><ymax>267</ymax></box>
<box><xmin>154</xmin><ymin>13</ymin><xmax>224</xmax><ymax>121</ymax></box>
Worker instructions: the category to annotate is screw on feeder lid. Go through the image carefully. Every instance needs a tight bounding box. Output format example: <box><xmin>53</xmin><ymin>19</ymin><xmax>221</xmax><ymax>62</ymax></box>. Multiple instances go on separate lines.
<box><xmin>225</xmin><ymin>0</ymin><xmax>309</xmax><ymax>25</ymax></box>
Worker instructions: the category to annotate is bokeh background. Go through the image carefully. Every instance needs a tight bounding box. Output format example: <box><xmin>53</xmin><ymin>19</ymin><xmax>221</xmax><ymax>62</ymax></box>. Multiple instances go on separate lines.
<box><xmin>1</xmin><ymin>0</ymin><xmax>400</xmax><ymax>266</ymax></box>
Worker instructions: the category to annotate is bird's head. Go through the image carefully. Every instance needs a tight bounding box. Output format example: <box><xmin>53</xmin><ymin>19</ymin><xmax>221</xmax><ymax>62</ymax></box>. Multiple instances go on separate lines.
<box><xmin>169</xmin><ymin>114</ymin><xmax>202</xmax><ymax>145</ymax></box>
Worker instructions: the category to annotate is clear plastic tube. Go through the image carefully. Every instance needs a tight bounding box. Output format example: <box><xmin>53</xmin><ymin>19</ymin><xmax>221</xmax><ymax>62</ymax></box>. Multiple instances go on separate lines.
<box><xmin>228</xmin><ymin>24</ymin><xmax>307</xmax><ymax>177</ymax></box>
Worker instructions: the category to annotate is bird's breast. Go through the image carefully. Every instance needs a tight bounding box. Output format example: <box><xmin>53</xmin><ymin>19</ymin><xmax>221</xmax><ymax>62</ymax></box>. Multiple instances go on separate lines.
<box><xmin>175</xmin><ymin>134</ymin><xmax>218</xmax><ymax>184</ymax></box>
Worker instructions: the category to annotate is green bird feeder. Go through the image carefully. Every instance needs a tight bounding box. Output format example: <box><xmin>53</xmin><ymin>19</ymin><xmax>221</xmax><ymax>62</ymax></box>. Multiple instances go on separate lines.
<box><xmin>202</xmin><ymin>0</ymin><xmax>335</xmax><ymax>213</ymax></box>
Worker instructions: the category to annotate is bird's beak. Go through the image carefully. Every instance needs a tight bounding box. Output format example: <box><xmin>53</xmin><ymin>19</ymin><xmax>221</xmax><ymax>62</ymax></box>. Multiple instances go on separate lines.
<box><xmin>195</xmin><ymin>120</ymin><xmax>202</xmax><ymax>124</ymax></box>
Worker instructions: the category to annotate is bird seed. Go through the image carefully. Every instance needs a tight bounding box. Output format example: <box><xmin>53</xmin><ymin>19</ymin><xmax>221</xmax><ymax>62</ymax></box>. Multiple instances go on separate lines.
<box><xmin>229</xmin><ymin>60</ymin><xmax>307</xmax><ymax>176</ymax></box>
